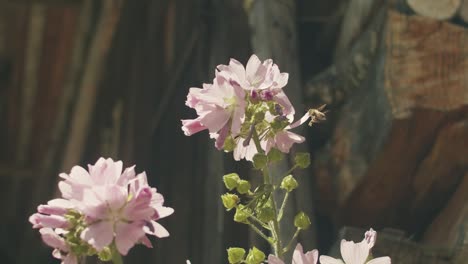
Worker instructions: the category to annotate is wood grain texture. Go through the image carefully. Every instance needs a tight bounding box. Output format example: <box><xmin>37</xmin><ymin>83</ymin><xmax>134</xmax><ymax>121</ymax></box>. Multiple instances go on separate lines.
<box><xmin>385</xmin><ymin>11</ymin><xmax>468</xmax><ymax>119</ymax></box>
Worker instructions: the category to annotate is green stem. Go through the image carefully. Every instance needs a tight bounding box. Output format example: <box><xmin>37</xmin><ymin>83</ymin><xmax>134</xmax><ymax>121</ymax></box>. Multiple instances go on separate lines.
<box><xmin>248</xmin><ymin>214</ymin><xmax>271</xmax><ymax>230</ymax></box>
<box><xmin>283</xmin><ymin>228</ymin><xmax>301</xmax><ymax>255</ymax></box>
<box><xmin>251</xmin><ymin>130</ymin><xmax>284</xmax><ymax>260</ymax></box>
<box><xmin>111</xmin><ymin>243</ymin><xmax>124</xmax><ymax>264</ymax></box>
<box><xmin>277</xmin><ymin>192</ymin><xmax>289</xmax><ymax>222</ymax></box>
<box><xmin>283</xmin><ymin>165</ymin><xmax>298</xmax><ymax>178</ymax></box>
<box><xmin>247</xmin><ymin>220</ymin><xmax>272</xmax><ymax>245</ymax></box>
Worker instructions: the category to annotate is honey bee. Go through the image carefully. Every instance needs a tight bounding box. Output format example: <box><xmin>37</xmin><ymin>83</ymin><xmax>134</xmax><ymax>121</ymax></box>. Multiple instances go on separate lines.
<box><xmin>307</xmin><ymin>104</ymin><xmax>327</xmax><ymax>126</ymax></box>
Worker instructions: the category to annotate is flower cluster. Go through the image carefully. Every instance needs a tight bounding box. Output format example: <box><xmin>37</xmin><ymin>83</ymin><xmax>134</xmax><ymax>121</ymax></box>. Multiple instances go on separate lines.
<box><xmin>222</xmin><ymin>229</ymin><xmax>390</xmax><ymax>264</ymax></box>
<box><xmin>29</xmin><ymin>158</ymin><xmax>173</xmax><ymax>263</ymax></box>
<box><xmin>181</xmin><ymin>55</ymin><xmax>323</xmax><ymax>161</ymax></box>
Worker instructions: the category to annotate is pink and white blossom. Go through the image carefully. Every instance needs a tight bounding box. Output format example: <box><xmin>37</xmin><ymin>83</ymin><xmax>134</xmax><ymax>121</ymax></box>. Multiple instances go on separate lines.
<box><xmin>320</xmin><ymin>229</ymin><xmax>391</xmax><ymax>264</ymax></box>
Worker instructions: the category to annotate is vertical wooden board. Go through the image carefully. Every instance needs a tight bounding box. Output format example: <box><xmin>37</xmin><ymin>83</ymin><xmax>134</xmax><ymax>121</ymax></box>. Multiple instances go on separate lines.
<box><xmin>4</xmin><ymin>6</ymin><xmax>29</xmax><ymax>163</ymax></box>
<box><xmin>384</xmin><ymin>10</ymin><xmax>468</xmax><ymax>119</ymax></box>
<box><xmin>31</xmin><ymin>6</ymin><xmax>78</xmax><ymax>165</ymax></box>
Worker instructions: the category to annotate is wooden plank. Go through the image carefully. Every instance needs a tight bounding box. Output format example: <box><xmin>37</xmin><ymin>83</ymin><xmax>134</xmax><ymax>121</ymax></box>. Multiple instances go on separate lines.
<box><xmin>384</xmin><ymin>11</ymin><xmax>468</xmax><ymax>119</ymax></box>
<box><xmin>60</xmin><ymin>0</ymin><xmax>121</xmax><ymax>171</ymax></box>
<box><xmin>16</xmin><ymin>3</ymin><xmax>46</xmax><ymax>164</ymax></box>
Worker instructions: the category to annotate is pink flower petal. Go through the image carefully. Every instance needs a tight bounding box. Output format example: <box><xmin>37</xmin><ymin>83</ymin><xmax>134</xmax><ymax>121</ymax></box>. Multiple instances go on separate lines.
<box><xmin>268</xmin><ymin>255</ymin><xmax>284</xmax><ymax>264</ymax></box>
<box><xmin>144</xmin><ymin>220</ymin><xmax>170</xmax><ymax>238</ymax></box>
<box><xmin>115</xmin><ymin>221</ymin><xmax>146</xmax><ymax>255</ymax></box>
<box><xmin>319</xmin><ymin>256</ymin><xmax>345</xmax><ymax>264</ymax></box>
<box><xmin>39</xmin><ymin>228</ymin><xmax>68</xmax><ymax>251</ymax></box>
<box><xmin>292</xmin><ymin>243</ymin><xmax>318</xmax><ymax>264</ymax></box>
<box><xmin>139</xmin><ymin>235</ymin><xmax>153</xmax><ymax>248</ymax></box>
<box><xmin>246</xmin><ymin>55</ymin><xmax>262</xmax><ymax>85</ymax></box>
<box><xmin>29</xmin><ymin>214</ymin><xmax>69</xmax><ymax>229</ymax></box>
<box><xmin>364</xmin><ymin>228</ymin><xmax>377</xmax><ymax>249</ymax></box>
<box><xmin>181</xmin><ymin>119</ymin><xmax>207</xmax><ymax>136</ymax></box>
<box><xmin>367</xmin><ymin>257</ymin><xmax>391</xmax><ymax>264</ymax></box>
<box><xmin>80</xmin><ymin>220</ymin><xmax>114</xmax><ymax>251</ymax></box>
<box><xmin>340</xmin><ymin>239</ymin><xmax>369</xmax><ymax>264</ymax></box>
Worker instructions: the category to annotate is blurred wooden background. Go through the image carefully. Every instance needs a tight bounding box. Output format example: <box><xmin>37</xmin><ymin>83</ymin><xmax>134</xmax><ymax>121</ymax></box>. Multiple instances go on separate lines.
<box><xmin>0</xmin><ymin>0</ymin><xmax>467</xmax><ymax>263</ymax></box>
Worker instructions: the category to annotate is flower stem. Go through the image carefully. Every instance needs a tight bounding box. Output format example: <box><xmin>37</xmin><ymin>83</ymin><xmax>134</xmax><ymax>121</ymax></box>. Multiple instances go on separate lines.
<box><xmin>283</xmin><ymin>228</ymin><xmax>300</xmax><ymax>254</ymax></box>
<box><xmin>111</xmin><ymin>243</ymin><xmax>124</xmax><ymax>264</ymax></box>
<box><xmin>247</xmin><ymin>220</ymin><xmax>273</xmax><ymax>246</ymax></box>
<box><xmin>277</xmin><ymin>192</ymin><xmax>289</xmax><ymax>222</ymax></box>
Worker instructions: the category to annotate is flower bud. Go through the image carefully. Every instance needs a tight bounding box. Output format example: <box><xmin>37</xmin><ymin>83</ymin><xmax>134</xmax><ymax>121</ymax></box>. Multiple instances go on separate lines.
<box><xmin>294</xmin><ymin>152</ymin><xmax>310</xmax><ymax>169</ymax></box>
<box><xmin>227</xmin><ymin>247</ymin><xmax>246</xmax><ymax>264</ymax></box>
<box><xmin>234</xmin><ymin>205</ymin><xmax>250</xmax><ymax>223</ymax></box>
<box><xmin>245</xmin><ymin>247</ymin><xmax>265</xmax><ymax>264</ymax></box>
<box><xmin>252</xmin><ymin>153</ymin><xmax>268</xmax><ymax>169</ymax></box>
<box><xmin>236</xmin><ymin>180</ymin><xmax>251</xmax><ymax>194</ymax></box>
<box><xmin>223</xmin><ymin>173</ymin><xmax>240</xmax><ymax>190</ymax></box>
<box><xmin>294</xmin><ymin>211</ymin><xmax>311</xmax><ymax>230</ymax></box>
<box><xmin>280</xmin><ymin>175</ymin><xmax>298</xmax><ymax>192</ymax></box>
<box><xmin>254</xmin><ymin>111</ymin><xmax>265</xmax><ymax>122</ymax></box>
<box><xmin>221</xmin><ymin>193</ymin><xmax>239</xmax><ymax>211</ymax></box>
<box><xmin>223</xmin><ymin>136</ymin><xmax>236</xmax><ymax>152</ymax></box>
<box><xmin>257</xmin><ymin>206</ymin><xmax>275</xmax><ymax>222</ymax></box>
<box><xmin>267</xmin><ymin>148</ymin><xmax>283</xmax><ymax>163</ymax></box>
<box><xmin>98</xmin><ymin>247</ymin><xmax>112</xmax><ymax>261</ymax></box>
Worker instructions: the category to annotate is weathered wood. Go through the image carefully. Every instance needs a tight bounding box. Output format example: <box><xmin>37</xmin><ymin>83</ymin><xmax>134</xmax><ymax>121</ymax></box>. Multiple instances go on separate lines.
<box><xmin>407</xmin><ymin>0</ymin><xmax>461</xmax><ymax>20</ymax></box>
<box><xmin>384</xmin><ymin>12</ymin><xmax>468</xmax><ymax>118</ymax></box>
<box><xmin>310</xmin><ymin>4</ymin><xmax>468</xmax><ymax>245</ymax></box>
<box><xmin>248</xmin><ymin>0</ymin><xmax>316</xmax><ymax>257</ymax></box>
<box><xmin>60</xmin><ymin>0</ymin><xmax>121</xmax><ymax>171</ymax></box>
<box><xmin>16</xmin><ymin>4</ymin><xmax>46</xmax><ymax>164</ymax></box>
<box><xmin>459</xmin><ymin>0</ymin><xmax>468</xmax><ymax>23</ymax></box>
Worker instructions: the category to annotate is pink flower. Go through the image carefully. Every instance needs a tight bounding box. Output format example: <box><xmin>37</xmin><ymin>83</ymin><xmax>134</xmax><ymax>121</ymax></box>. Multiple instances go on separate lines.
<box><xmin>267</xmin><ymin>243</ymin><xmax>318</xmax><ymax>264</ymax></box>
<box><xmin>30</xmin><ymin>157</ymin><xmax>173</xmax><ymax>259</ymax></box>
<box><xmin>217</xmin><ymin>54</ymin><xmax>288</xmax><ymax>91</ymax></box>
<box><xmin>78</xmin><ymin>171</ymin><xmax>173</xmax><ymax>255</ymax></box>
<box><xmin>29</xmin><ymin>199</ymin><xmax>74</xmax><ymax>229</ymax></box>
<box><xmin>320</xmin><ymin>229</ymin><xmax>391</xmax><ymax>264</ymax></box>
<box><xmin>40</xmin><ymin>228</ymin><xmax>77</xmax><ymax>264</ymax></box>
<box><xmin>181</xmin><ymin>74</ymin><xmax>246</xmax><ymax>149</ymax></box>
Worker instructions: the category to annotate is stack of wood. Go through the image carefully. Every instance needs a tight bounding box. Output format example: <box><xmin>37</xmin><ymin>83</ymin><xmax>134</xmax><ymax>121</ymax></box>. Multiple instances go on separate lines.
<box><xmin>307</xmin><ymin>0</ymin><xmax>468</xmax><ymax>262</ymax></box>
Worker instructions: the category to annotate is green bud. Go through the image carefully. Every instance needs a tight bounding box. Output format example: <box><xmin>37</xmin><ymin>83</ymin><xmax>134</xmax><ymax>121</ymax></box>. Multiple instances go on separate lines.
<box><xmin>223</xmin><ymin>173</ymin><xmax>240</xmax><ymax>190</ymax></box>
<box><xmin>234</xmin><ymin>205</ymin><xmax>250</xmax><ymax>223</ymax></box>
<box><xmin>294</xmin><ymin>211</ymin><xmax>311</xmax><ymax>230</ymax></box>
<box><xmin>245</xmin><ymin>247</ymin><xmax>266</xmax><ymax>264</ymax></box>
<box><xmin>227</xmin><ymin>247</ymin><xmax>246</xmax><ymax>264</ymax></box>
<box><xmin>236</xmin><ymin>180</ymin><xmax>251</xmax><ymax>194</ymax></box>
<box><xmin>280</xmin><ymin>175</ymin><xmax>298</xmax><ymax>192</ymax></box>
<box><xmin>257</xmin><ymin>206</ymin><xmax>275</xmax><ymax>222</ymax></box>
<box><xmin>221</xmin><ymin>193</ymin><xmax>239</xmax><ymax>211</ymax></box>
<box><xmin>254</xmin><ymin>111</ymin><xmax>265</xmax><ymax>122</ymax></box>
<box><xmin>98</xmin><ymin>247</ymin><xmax>112</xmax><ymax>261</ymax></box>
<box><xmin>252</xmin><ymin>153</ymin><xmax>268</xmax><ymax>169</ymax></box>
<box><xmin>224</xmin><ymin>136</ymin><xmax>236</xmax><ymax>152</ymax></box>
<box><xmin>267</xmin><ymin>148</ymin><xmax>283</xmax><ymax>163</ymax></box>
<box><xmin>294</xmin><ymin>152</ymin><xmax>311</xmax><ymax>169</ymax></box>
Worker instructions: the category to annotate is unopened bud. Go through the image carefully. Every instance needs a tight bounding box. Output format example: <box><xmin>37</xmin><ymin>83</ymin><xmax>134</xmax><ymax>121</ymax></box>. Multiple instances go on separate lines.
<box><xmin>294</xmin><ymin>152</ymin><xmax>310</xmax><ymax>169</ymax></box>
<box><xmin>254</xmin><ymin>111</ymin><xmax>265</xmax><ymax>122</ymax></box>
<box><xmin>252</xmin><ymin>153</ymin><xmax>268</xmax><ymax>169</ymax></box>
<box><xmin>294</xmin><ymin>211</ymin><xmax>311</xmax><ymax>230</ymax></box>
<box><xmin>237</xmin><ymin>180</ymin><xmax>251</xmax><ymax>194</ymax></box>
<box><xmin>224</xmin><ymin>136</ymin><xmax>236</xmax><ymax>152</ymax></box>
<box><xmin>245</xmin><ymin>247</ymin><xmax>265</xmax><ymax>264</ymax></box>
<box><xmin>280</xmin><ymin>175</ymin><xmax>298</xmax><ymax>192</ymax></box>
<box><xmin>98</xmin><ymin>247</ymin><xmax>112</xmax><ymax>261</ymax></box>
<box><xmin>227</xmin><ymin>247</ymin><xmax>246</xmax><ymax>264</ymax></box>
<box><xmin>221</xmin><ymin>193</ymin><xmax>239</xmax><ymax>211</ymax></box>
<box><xmin>257</xmin><ymin>206</ymin><xmax>275</xmax><ymax>222</ymax></box>
<box><xmin>267</xmin><ymin>147</ymin><xmax>283</xmax><ymax>163</ymax></box>
<box><xmin>234</xmin><ymin>205</ymin><xmax>250</xmax><ymax>223</ymax></box>
<box><xmin>223</xmin><ymin>173</ymin><xmax>240</xmax><ymax>190</ymax></box>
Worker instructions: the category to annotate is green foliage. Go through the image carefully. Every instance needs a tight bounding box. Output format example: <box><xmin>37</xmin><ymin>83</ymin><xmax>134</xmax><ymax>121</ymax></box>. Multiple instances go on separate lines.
<box><xmin>294</xmin><ymin>152</ymin><xmax>311</xmax><ymax>169</ymax></box>
<box><xmin>245</xmin><ymin>247</ymin><xmax>266</xmax><ymax>264</ymax></box>
<box><xmin>227</xmin><ymin>247</ymin><xmax>246</xmax><ymax>264</ymax></box>
<box><xmin>280</xmin><ymin>175</ymin><xmax>298</xmax><ymax>192</ymax></box>
<box><xmin>252</xmin><ymin>153</ymin><xmax>268</xmax><ymax>169</ymax></box>
<box><xmin>294</xmin><ymin>211</ymin><xmax>311</xmax><ymax>230</ymax></box>
<box><xmin>221</xmin><ymin>193</ymin><xmax>239</xmax><ymax>211</ymax></box>
<box><xmin>223</xmin><ymin>173</ymin><xmax>241</xmax><ymax>190</ymax></box>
